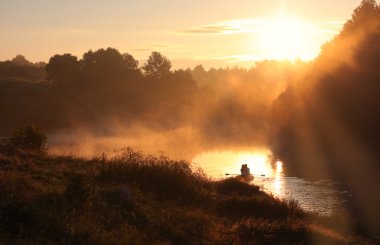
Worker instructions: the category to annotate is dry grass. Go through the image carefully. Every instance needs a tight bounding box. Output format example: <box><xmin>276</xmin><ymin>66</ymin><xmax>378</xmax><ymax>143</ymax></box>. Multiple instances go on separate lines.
<box><xmin>0</xmin><ymin>149</ymin><xmax>370</xmax><ymax>244</ymax></box>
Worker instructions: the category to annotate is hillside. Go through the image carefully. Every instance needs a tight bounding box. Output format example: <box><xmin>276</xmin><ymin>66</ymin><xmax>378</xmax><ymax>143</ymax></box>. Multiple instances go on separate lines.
<box><xmin>0</xmin><ymin>148</ymin><xmax>371</xmax><ymax>244</ymax></box>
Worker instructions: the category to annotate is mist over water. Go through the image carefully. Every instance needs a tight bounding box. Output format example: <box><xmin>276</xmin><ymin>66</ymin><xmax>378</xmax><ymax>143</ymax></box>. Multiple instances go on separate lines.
<box><xmin>2</xmin><ymin>57</ymin><xmax>297</xmax><ymax>163</ymax></box>
<box><xmin>47</xmin><ymin>127</ymin><xmax>200</xmax><ymax>160</ymax></box>
<box><xmin>47</xmin><ymin>128</ymin><xmax>345</xmax><ymax>216</ymax></box>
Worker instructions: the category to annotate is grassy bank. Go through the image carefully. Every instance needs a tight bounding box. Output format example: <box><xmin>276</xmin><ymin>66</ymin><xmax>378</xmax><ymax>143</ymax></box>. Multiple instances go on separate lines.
<box><xmin>0</xmin><ymin>148</ymin><xmax>371</xmax><ymax>244</ymax></box>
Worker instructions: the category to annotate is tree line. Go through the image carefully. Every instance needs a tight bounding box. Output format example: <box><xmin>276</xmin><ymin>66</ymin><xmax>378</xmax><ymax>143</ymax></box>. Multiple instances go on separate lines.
<box><xmin>0</xmin><ymin>48</ymin><xmax>297</xmax><ymax>153</ymax></box>
<box><xmin>45</xmin><ymin>49</ymin><xmax>175</xmax><ymax>84</ymax></box>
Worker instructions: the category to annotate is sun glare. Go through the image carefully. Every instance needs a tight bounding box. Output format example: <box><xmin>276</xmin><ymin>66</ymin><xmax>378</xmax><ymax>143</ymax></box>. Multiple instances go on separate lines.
<box><xmin>238</xmin><ymin>153</ymin><xmax>271</xmax><ymax>176</ymax></box>
<box><xmin>192</xmin><ymin>150</ymin><xmax>273</xmax><ymax>178</ymax></box>
<box><xmin>259</xmin><ymin>16</ymin><xmax>315</xmax><ymax>61</ymax></box>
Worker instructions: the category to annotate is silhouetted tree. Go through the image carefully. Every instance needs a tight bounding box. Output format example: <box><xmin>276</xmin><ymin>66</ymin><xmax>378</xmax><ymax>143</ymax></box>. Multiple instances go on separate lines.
<box><xmin>343</xmin><ymin>0</ymin><xmax>379</xmax><ymax>32</ymax></box>
<box><xmin>123</xmin><ymin>53</ymin><xmax>140</xmax><ymax>72</ymax></box>
<box><xmin>34</xmin><ymin>61</ymin><xmax>47</xmax><ymax>68</ymax></box>
<box><xmin>352</xmin><ymin>0</ymin><xmax>378</xmax><ymax>21</ymax></box>
<box><xmin>142</xmin><ymin>52</ymin><xmax>172</xmax><ymax>79</ymax></box>
<box><xmin>46</xmin><ymin>54</ymin><xmax>80</xmax><ymax>83</ymax></box>
<box><xmin>11</xmin><ymin>55</ymin><xmax>33</xmax><ymax>66</ymax></box>
<box><xmin>0</xmin><ymin>56</ymin><xmax>46</xmax><ymax>80</ymax></box>
<box><xmin>171</xmin><ymin>69</ymin><xmax>198</xmax><ymax>93</ymax></box>
<box><xmin>82</xmin><ymin>48</ymin><xmax>126</xmax><ymax>81</ymax></box>
<box><xmin>193</xmin><ymin>64</ymin><xmax>206</xmax><ymax>74</ymax></box>
<box><xmin>0</xmin><ymin>125</ymin><xmax>47</xmax><ymax>154</ymax></box>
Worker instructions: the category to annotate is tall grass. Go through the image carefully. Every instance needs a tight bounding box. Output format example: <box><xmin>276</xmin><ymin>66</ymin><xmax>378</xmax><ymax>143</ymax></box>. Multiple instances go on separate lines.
<box><xmin>0</xmin><ymin>149</ymin><xmax>369</xmax><ymax>244</ymax></box>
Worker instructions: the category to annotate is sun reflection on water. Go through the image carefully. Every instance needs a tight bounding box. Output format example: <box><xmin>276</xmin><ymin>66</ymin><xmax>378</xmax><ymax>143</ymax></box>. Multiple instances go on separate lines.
<box><xmin>192</xmin><ymin>151</ymin><xmax>287</xmax><ymax>197</ymax></box>
<box><xmin>192</xmin><ymin>151</ymin><xmax>341</xmax><ymax>215</ymax></box>
<box><xmin>192</xmin><ymin>150</ymin><xmax>272</xmax><ymax>179</ymax></box>
<box><xmin>273</xmin><ymin>160</ymin><xmax>284</xmax><ymax>196</ymax></box>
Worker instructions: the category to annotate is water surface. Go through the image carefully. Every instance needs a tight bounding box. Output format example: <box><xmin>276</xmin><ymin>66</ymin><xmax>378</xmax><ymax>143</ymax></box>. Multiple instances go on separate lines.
<box><xmin>193</xmin><ymin>150</ymin><xmax>342</xmax><ymax>215</ymax></box>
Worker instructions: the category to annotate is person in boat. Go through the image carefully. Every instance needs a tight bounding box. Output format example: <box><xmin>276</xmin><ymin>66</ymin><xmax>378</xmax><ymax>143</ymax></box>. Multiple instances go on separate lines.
<box><xmin>240</xmin><ymin>164</ymin><xmax>251</xmax><ymax>178</ymax></box>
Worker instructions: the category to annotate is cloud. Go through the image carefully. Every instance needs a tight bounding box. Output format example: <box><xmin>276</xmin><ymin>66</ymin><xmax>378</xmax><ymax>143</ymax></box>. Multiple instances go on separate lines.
<box><xmin>153</xmin><ymin>44</ymin><xmax>188</xmax><ymax>51</ymax></box>
<box><xmin>197</xmin><ymin>54</ymin><xmax>263</xmax><ymax>63</ymax></box>
<box><xmin>176</xmin><ymin>19</ymin><xmax>263</xmax><ymax>35</ymax></box>
<box><xmin>314</xmin><ymin>20</ymin><xmax>346</xmax><ymax>33</ymax></box>
<box><xmin>176</xmin><ymin>18</ymin><xmax>344</xmax><ymax>36</ymax></box>
<box><xmin>130</xmin><ymin>48</ymin><xmax>153</xmax><ymax>52</ymax></box>
<box><xmin>177</xmin><ymin>24</ymin><xmax>242</xmax><ymax>34</ymax></box>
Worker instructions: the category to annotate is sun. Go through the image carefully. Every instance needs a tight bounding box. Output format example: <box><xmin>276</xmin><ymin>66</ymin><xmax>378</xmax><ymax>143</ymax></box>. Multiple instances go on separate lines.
<box><xmin>258</xmin><ymin>15</ymin><xmax>315</xmax><ymax>61</ymax></box>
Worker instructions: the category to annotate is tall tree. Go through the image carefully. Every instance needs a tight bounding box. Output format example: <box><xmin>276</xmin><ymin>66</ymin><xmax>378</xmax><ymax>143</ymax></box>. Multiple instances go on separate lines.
<box><xmin>11</xmin><ymin>55</ymin><xmax>33</xmax><ymax>66</ymax></box>
<box><xmin>123</xmin><ymin>53</ymin><xmax>140</xmax><ymax>72</ymax></box>
<box><xmin>82</xmin><ymin>48</ymin><xmax>127</xmax><ymax>81</ymax></box>
<box><xmin>46</xmin><ymin>54</ymin><xmax>80</xmax><ymax>83</ymax></box>
<box><xmin>343</xmin><ymin>0</ymin><xmax>379</xmax><ymax>32</ymax></box>
<box><xmin>142</xmin><ymin>52</ymin><xmax>172</xmax><ymax>79</ymax></box>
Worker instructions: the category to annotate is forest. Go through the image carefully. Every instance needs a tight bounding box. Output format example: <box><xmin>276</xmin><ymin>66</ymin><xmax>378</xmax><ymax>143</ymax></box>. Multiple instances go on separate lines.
<box><xmin>0</xmin><ymin>48</ymin><xmax>302</xmax><ymax>158</ymax></box>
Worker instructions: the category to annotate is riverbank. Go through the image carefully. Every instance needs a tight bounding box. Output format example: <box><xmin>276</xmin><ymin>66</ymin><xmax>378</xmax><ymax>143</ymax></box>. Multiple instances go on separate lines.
<box><xmin>0</xmin><ymin>148</ymin><xmax>372</xmax><ymax>244</ymax></box>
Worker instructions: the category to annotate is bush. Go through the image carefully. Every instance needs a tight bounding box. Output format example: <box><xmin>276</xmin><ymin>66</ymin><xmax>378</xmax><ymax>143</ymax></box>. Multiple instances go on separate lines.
<box><xmin>0</xmin><ymin>125</ymin><xmax>47</xmax><ymax>154</ymax></box>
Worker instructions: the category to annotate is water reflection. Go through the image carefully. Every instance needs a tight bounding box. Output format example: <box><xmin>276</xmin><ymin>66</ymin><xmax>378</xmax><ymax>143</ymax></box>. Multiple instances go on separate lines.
<box><xmin>192</xmin><ymin>151</ymin><xmax>342</xmax><ymax>215</ymax></box>
<box><xmin>192</xmin><ymin>150</ymin><xmax>272</xmax><ymax>178</ymax></box>
<box><xmin>273</xmin><ymin>161</ymin><xmax>283</xmax><ymax>196</ymax></box>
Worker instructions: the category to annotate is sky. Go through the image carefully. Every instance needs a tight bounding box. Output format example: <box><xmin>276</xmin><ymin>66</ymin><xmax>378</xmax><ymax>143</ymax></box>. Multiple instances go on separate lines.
<box><xmin>0</xmin><ymin>0</ymin><xmax>363</xmax><ymax>68</ymax></box>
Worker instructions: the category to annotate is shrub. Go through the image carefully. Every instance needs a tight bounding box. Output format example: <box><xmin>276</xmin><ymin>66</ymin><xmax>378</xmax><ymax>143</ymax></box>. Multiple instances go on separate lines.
<box><xmin>0</xmin><ymin>125</ymin><xmax>47</xmax><ymax>154</ymax></box>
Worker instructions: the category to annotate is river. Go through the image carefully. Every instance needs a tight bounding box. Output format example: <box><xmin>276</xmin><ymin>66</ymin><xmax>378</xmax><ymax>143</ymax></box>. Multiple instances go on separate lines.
<box><xmin>192</xmin><ymin>150</ymin><xmax>345</xmax><ymax>215</ymax></box>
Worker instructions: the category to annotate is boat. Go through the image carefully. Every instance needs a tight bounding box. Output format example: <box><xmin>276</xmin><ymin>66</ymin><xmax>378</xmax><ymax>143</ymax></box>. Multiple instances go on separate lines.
<box><xmin>238</xmin><ymin>164</ymin><xmax>254</xmax><ymax>182</ymax></box>
<box><xmin>236</xmin><ymin>174</ymin><xmax>254</xmax><ymax>182</ymax></box>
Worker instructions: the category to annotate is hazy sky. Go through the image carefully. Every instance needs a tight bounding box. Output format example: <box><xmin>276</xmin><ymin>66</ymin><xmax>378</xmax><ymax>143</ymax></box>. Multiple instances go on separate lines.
<box><xmin>0</xmin><ymin>0</ymin><xmax>362</xmax><ymax>68</ymax></box>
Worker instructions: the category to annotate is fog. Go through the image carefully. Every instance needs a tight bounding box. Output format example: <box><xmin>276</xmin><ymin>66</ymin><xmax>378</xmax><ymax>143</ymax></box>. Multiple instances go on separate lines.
<box><xmin>0</xmin><ymin>50</ymin><xmax>306</xmax><ymax>161</ymax></box>
<box><xmin>270</xmin><ymin>1</ymin><xmax>380</xmax><ymax>233</ymax></box>
<box><xmin>41</xmin><ymin>61</ymin><xmax>301</xmax><ymax>160</ymax></box>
